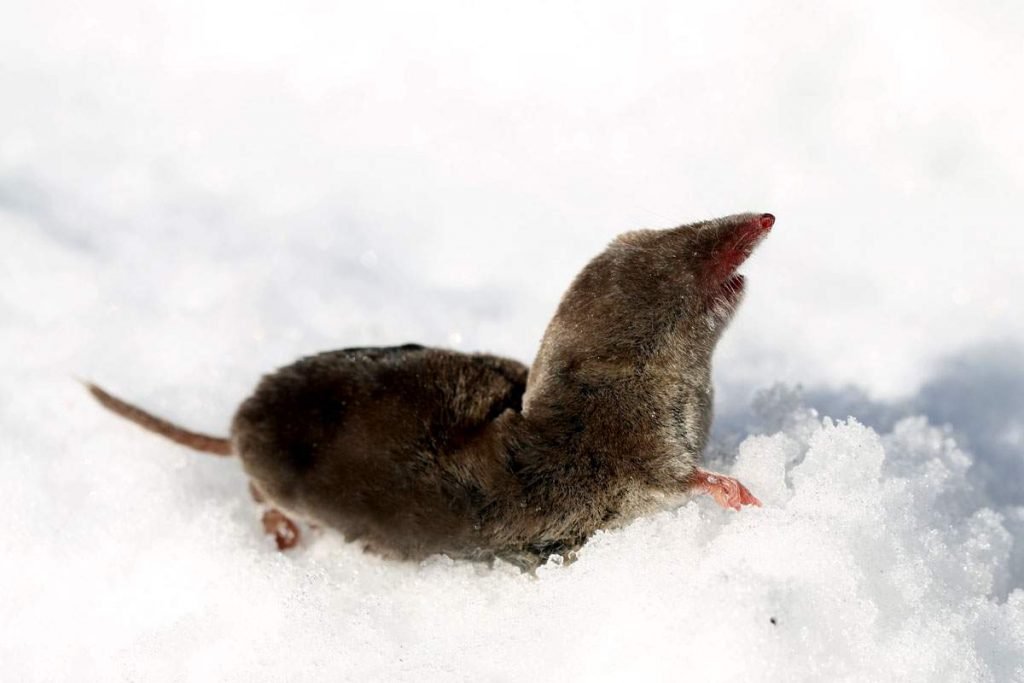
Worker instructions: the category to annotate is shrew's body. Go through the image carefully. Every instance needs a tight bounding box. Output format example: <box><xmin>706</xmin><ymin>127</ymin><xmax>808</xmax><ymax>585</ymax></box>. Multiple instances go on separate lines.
<box><xmin>88</xmin><ymin>212</ymin><xmax>772</xmax><ymax>568</ymax></box>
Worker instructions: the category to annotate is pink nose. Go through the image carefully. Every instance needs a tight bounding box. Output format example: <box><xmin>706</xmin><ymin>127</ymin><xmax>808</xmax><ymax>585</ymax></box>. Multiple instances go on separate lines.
<box><xmin>759</xmin><ymin>213</ymin><xmax>775</xmax><ymax>229</ymax></box>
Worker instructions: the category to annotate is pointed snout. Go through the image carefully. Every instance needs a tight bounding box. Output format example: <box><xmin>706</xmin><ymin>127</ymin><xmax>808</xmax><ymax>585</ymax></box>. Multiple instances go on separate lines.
<box><xmin>697</xmin><ymin>212</ymin><xmax>775</xmax><ymax>283</ymax></box>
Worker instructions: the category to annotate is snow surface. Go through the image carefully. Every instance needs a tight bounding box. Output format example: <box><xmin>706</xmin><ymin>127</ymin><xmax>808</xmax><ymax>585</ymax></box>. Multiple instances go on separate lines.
<box><xmin>2</xmin><ymin>1</ymin><xmax>1023</xmax><ymax>680</ymax></box>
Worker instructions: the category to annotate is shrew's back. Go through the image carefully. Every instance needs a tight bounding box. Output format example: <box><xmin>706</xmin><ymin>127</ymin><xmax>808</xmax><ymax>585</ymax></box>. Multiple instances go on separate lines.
<box><xmin>231</xmin><ymin>344</ymin><xmax>528</xmax><ymax>558</ymax></box>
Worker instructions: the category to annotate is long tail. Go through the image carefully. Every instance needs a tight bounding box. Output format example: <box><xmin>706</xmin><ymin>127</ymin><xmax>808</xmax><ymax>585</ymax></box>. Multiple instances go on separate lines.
<box><xmin>84</xmin><ymin>381</ymin><xmax>233</xmax><ymax>456</ymax></box>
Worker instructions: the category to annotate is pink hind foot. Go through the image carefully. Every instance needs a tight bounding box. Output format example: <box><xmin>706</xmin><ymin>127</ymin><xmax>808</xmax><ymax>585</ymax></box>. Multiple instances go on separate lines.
<box><xmin>690</xmin><ymin>468</ymin><xmax>762</xmax><ymax>511</ymax></box>
<box><xmin>262</xmin><ymin>509</ymin><xmax>301</xmax><ymax>550</ymax></box>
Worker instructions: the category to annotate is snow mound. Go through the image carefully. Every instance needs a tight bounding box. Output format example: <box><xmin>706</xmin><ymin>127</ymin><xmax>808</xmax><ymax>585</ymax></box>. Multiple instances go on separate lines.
<box><xmin>2</xmin><ymin>389</ymin><xmax>1021</xmax><ymax>681</ymax></box>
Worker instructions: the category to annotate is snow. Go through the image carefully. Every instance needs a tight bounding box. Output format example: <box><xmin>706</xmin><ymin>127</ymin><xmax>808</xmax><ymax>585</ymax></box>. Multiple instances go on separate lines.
<box><xmin>2</xmin><ymin>1</ymin><xmax>1023</xmax><ymax>680</ymax></box>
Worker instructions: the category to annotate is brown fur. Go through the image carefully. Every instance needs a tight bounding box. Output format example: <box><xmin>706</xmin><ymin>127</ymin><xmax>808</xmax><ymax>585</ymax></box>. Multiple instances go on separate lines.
<box><xmin>87</xmin><ymin>213</ymin><xmax>773</xmax><ymax>569</ymax></box>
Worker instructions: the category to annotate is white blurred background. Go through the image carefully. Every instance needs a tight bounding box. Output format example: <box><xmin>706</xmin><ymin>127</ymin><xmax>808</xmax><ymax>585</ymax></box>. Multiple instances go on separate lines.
<box><xmin>2</xmin><ymin>1</ymin><xmax>1023</xmax><ymax>680</ymax></box>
